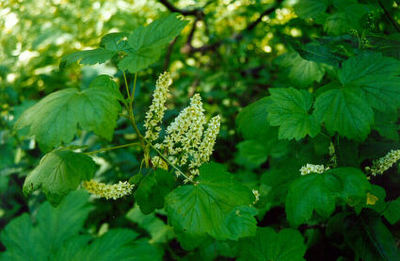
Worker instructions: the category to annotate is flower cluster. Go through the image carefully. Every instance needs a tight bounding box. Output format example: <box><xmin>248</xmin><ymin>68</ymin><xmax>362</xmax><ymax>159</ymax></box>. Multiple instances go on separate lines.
<box><xmin>151</xmin><ymin>155</ymin><xmax>168</xmax><ymax>170</ymax></box>
<box><xmin>82</xmin><ymin>180</ymin><xmax>134</xmax><ymax>200</ymax></box>
<box><xmin>160</xmin><ymin>94</ymin><xmax>207</xmax><ymax>168</ymax></box>
<box><xmin>144</xmin><ymin>73</ymin><xmax>220</xmax><ymax>179</ymax></box>
<box><xmin>252</xmin><ymin>189</ymin><xmax>260</xmax><ymax>205</ymax></box>
<box><xmin>144</xmin><ymin>72</ymin><xmax>172</xmax><ymax>142</ymax></box>
<box><xmin>299</xmin><ymin>164</ymin><xmax>330</xmax><ymax>176</ymax></box>
<box><xmin>366</xmin><ymin>149</ymin><xmax>400</xmax><ymax>176</ymax></box>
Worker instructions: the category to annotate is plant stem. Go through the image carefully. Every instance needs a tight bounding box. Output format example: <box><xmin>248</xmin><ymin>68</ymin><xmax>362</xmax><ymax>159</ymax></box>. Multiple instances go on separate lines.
<box><xmin>146</xmin><ymin>140</ymin><xmax>193</xmax><ymax>183</ymax></box>
<box><xmin>122</xmin><ymin>71</ymin><xmax>146</xmax><ymax>149</ymax></box>
<box><xmin>131</xmin><ymin>72</ymin><xmax>138</xmax><ymax>103</ymax></box>
<box><xmin>123</xmin><ymin>71</ymin><xmax>131</xmax><ymax>100</ymax></box>
<box><xmin>84</xmin><ymin>142</ymin><xmax>141</xmax><ymax>155</ymax></box>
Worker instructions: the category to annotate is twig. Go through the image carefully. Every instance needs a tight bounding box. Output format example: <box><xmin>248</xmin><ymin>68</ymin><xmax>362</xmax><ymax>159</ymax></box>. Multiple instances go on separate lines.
<box><xmin>378</xmin><ymin>0</ymin><xmax>400</xmax><ymax>33</ymax></box>
<box><xmin>163</xmin><ymin>37</ymin><xmax>178</xmax><ymax>71</ymax></box>
<box><xmin>187</xmin><ymin>1</ymin><xmax>282</xmax><ymax>54</ymax></box>
<box><xmin>159</xmin><ymin>0</ymin><xmax>204</xmax><ymax>17</ymax></box>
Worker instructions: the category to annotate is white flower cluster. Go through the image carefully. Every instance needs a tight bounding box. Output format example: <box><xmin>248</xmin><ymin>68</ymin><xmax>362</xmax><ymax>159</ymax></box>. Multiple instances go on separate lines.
<box><xmin>144</xmin><ymin>72</ymin><xmax>172</xmax><ymax>142</ymax></box>
<box><xmin>252</xmin><ymin>189</ymin><xmax>260</xmax><ymax>205</ymax></box>
<box><xmin>82</xmin><ymin>180</ymin><xmax>134</xmax><ymax>200</ymax></box>
<box><xmin>299</xmin><ymin>164</ymin><xmax>330</xmax><ymax>176</ymax></box>
<box><xmin>151</xmin><ymin>155</ymin><xmax>168</xmax><ymax>170</ymax></box>
<box><xmin>366</xmin><ymin>149</ymin><xmax>400</xmax><ymax>176</ymax></box>
<box><xmin>160</xmin><ymin>94</ymin><xmax>207</xmax><ymax>168</ymax></box>
<box><xmin>144</xmin><ymin>73</ymin><xmax>221</xmax><ymax>179</ymax></box>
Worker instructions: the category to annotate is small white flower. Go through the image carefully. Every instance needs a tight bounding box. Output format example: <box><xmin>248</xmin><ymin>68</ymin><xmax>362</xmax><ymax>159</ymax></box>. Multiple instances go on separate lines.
<box><xmin>368</xmin><ymin>149</ymin><xmax>400</xmax><ymax>176</ymax></box>
<box><xmin>82</xmin><ymin>180</ymin><xmax>134</xmax><ymax>200</ymax></box>
<box><xmin>299</xmin><ymin>163</ymin><xmax>329</xmax><ymax>175</ymax></box>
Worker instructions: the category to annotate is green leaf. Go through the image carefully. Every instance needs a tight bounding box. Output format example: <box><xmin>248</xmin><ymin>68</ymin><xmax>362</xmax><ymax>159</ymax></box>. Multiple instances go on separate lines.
<box><xmin>126</xmin><ymin>204</ymin><xmax>174</xmax><ymax>243</ymax></box>
<box><xmin>238</xmin><ymin>227</ymin><xmax>306</xmax><ymax>261</ymax></box>
<box><xmin>165</xmin><ymin>162</ymin><xmax>256</xmax><ymax>240</ymax></box>
<box><xmin>339</xmin><ymin>52</ymin><xmax>400</xmax><ymax>112</ymax></box>
<box><xmin>23</xmin><ymin>150</ymin><xmax>97</xmax><ymax>205</ymax></box>
<box><xmin>235</xmin><ymin>140</ymin><xmax>269</xmax><ymax>169</ymax></box>
<box><xmin>71</xmin><ymin>229</ymin><xmax>139</xmax><ymax>260</ymax></box>
<box><xmin>285</xmin><ymin>173</ymin><xmax>341</xmax><ymax>227</ymax></box>
<box><xmin>278</xmin><ymin>52</ymin><xmax>326</xmax><ymax>88</ymax></box>
<box><xmin>267</xmin><ymin>88</ymin><xmax>320</xmax><ymax>140</ymax></box>
<box><xmin>61</xmin><ymin>48</ymin><xmax>115</xmax><ymax>68</ymax></box>
<box><xmin>314</xmin><ymin>86</ymin><xmax>373</xmax><ymax>140</ymax></box>
<box><xmin>100</xmin><ymin>32</ymin><xmax>129</xmax><ymax>51</ymax></box>
<box><xmin>135</xmin><ymin>169</ymin><xmax>176</xmax><ymax>214</ymax></box>
<box><xmin>373</xmin><ymin>109</ymin><xmax>399</xmax><ymax>140</ymax></box>
<box><xmin>236</xmin><ymin>97</ymin><xmax>272</xmax><ymax>140</ymax></box>
<box><xmin>296</xmin><ymin>42</ymin><xmax>342</xmax><ymax>67</ymax></box>
<box><xmin>327</xmin><ymin>167</ymin><xmax>370</xmax><ymax>207</ymax></box>
<box><xmin>294</xmin><ymin>0</ymin><xmax>329</xmax><ymax>19</ymax></box>
<box><xmin>15</xmin><ymin>75</ymin><xmax>122</xmax><ymax>151</ymax></box>
<box><xmin>286</xmin><ymin>167</ymin><xmax>371</xmax><ymax>227</ymax></box>
<box><xmin>0</xmin><ymin>191</ymin><xmax>92</xmax><ymax>261</ymax></box>
<box><xmin>384</xmin><ymin>197</ymin><xmax>400</xmax><ymax>224</ymax></box>
<box><xmin>260</xmin><ymin>164</ymin><xmax>300</xmax><ymax>212</ymax></box>
<box><xmin>118</xmin><ymin>13</ymin><xmax>188</xmax><ymax>73</ymax></box>
<box><xmin>367</xmin><ymin>185</ymin><xmax>387</xmax><ymax>213</ymax></box>
<box><xmin>323</xmin><ymin>3</ymin><xmax>371</xmax><ymax>35</ymax></box>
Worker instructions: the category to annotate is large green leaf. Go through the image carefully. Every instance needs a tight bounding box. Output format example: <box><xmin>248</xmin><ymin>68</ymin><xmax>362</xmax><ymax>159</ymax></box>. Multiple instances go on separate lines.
<box><xmin>236</xmin><ymin>97</ymin><xmax>272</xmax><ymax>140</ymax></box>
<box><xmin>384</xmin><ymin>197</ymin><xmax>400</xmax><ymax>225</ymax></box>
<box><xmin>328</xmin><ymin>167</ymin><xmax>371</xmax><ymax>207</ymax></box>
<box><xmin>15</xmin><ymin>75</ymin><xmax>122</xmax><ymax>151</ymax></box>
<box><xmin>165</xmin><ymin>162</ymin><xmax>256</xmax><ymax>240</ymax></box>
<box><xmin>23</xmin><ymin>150</ymin><xmax>97</xmax><ymax>205</ymax></box>
<box><xmin>285</xmin><ymin>167</ymin><xmax>370</xmax><ymax>227</ymax></box>
<box><xmin>314</xmin><ymin>86</ymin><xmax>373</xmax><ymax>140</ymax></box>
<box><xmin>126</xmin><ymin>204</ymin><xmax>174</xmax><ymax>243</ymax></box>
<box><xmin>267</xmin><ymin>88</ymin><xmax>320</xmax><ymax>140</ymax></box>
<box><xmin>60</xmin><ymin>48</ymin><xmax>115</xmax><ymax>68</ymax></box>
<box><xmin>0</xmin><ymin>191</ymin><xmax>162</xmax><ymax>261</ymax></box>
<box><xmin>285</xmin><ymin>172</ymin><xmax>341</xmax><ymax>227</ymax></box>
<box><xmin>235</xmin><ymin>140</ymin><xmax>269</xmax><ymax>169</ymax></box>
<box><xmin>118</xmin><ymin>13</ymin><xmax>188</xmax><ymax>73</ymax></box>
<box><xmin>278</xmin><ymin>52</ymin><xmax>326</xmax><ymax>88</ymax></box>
<box><xmin>238</xmin><ymin>227</ymin><xmax>306</xmax><ymax>261</ymax></box>
<box><xmin>339</xmin><ymin>52</ymin><xmax>400</xmax><ymax>112</ymax></box>
<box><xmin>134</xmin><ymin>169</ymin><xmax>176</xmax><ymax>214</ymax></box>
<box><xmin>0</xmin><ymin>191</ymin><xmax>92</xmax><ymax>261</ymax></box>
<box><xmin>294</xmin><ymin>0</ymin><xmax>329</xmax><ymax>20</ymax></box>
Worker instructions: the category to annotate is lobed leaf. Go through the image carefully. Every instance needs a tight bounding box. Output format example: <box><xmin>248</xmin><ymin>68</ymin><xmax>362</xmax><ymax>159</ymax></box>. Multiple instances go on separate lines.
<box><xmin>267</xmin><ymin>88</ymin><xmax>320</xmax><ymax>140</ymax></box>
<box><xmin>165</xmin><ymin>162</ymin><xmax>256</xmax><ymax>240</ymax></box>
<box><xmin>238</xmin><ymin>227</ymin><xmax>306</xmax><ymax>261</ymax></box>
<box><xmin>23</xmin><ymin>150</ymin><xmax>97</xmax><ymax>205</ymax></box>
<box><xmin>118</xmin><ymin>13</ymin><xmax>188</xmax><ymax>73</ymax></box>
<box><xmin>15</xmin><ymin>75</ymin><xmax>122</xmax><ymax>151</ymax></box>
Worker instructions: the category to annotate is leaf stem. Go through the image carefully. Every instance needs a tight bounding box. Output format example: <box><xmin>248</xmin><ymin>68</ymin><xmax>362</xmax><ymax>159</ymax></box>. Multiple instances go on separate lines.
<box><xmin>84</xmin><ymin>142</ymin><xmax>141</xmax><ymax>155</ymax></box>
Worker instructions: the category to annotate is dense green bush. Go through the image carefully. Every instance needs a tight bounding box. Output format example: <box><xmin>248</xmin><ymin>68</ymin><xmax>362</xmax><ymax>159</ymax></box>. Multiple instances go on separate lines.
<box><xmin>2</xmin><ymin>0</ymin><xmax>400</xmax><ymax>260</ymax></box>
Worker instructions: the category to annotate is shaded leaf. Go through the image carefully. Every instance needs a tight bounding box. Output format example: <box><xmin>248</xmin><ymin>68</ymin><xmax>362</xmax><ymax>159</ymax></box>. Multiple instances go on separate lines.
<box><xmin>238</xmin><ymin>227</ymin><xmax>306</xmax><ymax>261</ymax></box>
<box><xmin>23</xmin><ymin>150</ymin><xmax>96</xmax><ymax>205</ymax></box>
